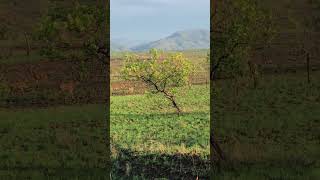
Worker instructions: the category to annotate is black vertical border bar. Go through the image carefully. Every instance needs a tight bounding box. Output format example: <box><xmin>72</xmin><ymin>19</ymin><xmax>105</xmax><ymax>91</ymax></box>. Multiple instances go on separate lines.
<box><xmin>97</xmin><ymin>0</ymin><xmax>111</xmax><ymax>176</ymax></box>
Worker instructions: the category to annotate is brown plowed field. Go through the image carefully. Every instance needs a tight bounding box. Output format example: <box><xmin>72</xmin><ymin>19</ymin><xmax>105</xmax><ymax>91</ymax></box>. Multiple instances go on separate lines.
<box><xmin>0</xmin><ymin>59</ymin><xmax>108</xmax><ymax>107</ymax></box>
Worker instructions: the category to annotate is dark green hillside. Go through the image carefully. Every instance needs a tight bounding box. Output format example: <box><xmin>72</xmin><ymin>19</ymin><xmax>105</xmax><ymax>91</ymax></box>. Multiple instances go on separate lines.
<box><xmin>131</xmin><ymin>29</ymin><xmax>209</xmax><ymax>52</ymax></box>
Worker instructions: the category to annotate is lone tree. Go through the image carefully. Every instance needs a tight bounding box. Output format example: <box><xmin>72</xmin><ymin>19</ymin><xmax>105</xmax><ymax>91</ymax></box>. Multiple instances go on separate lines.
<box><xmin>35</xmin><ymin>0</ymin><xmax>106</xmax><ymax>62</ymax></box>
<box><xmin>210</xmin><ymin>0</ymin><xmax>275</xmax><ymax>161</ymax></box>
<box><xmin>121</xmin><ymin>49</ymin><xmax>193</xmax><ymax>113</ymax></box>
<box><xmin>211</xmin><ymin>0</ymin><xmax>275</xmax><ymax>80</ymax></box>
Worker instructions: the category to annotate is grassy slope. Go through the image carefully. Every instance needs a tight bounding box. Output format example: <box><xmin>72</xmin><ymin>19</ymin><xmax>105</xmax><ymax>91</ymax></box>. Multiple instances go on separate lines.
<box><xmin>0</xmin><ymin>85</ymin><xmax>210</xmax><ymax>179</ymax></box>
<box><xmin>213</xmin><ymin>72</ymin><xmax>320</xmax><ymax>179</ymax></box>
<box><xmin>0</xmin><ymin>104</ymin><xmax>108</xmax><ymax>180</ymax></box>
<box><xmin>111</xmin><ymin>85</ymin><xmax>210</xmax><ymax>179</ymax></box>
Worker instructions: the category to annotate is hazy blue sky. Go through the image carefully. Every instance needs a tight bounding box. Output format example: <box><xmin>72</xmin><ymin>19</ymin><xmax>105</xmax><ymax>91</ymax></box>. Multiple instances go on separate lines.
<box><xmin>111</xmin><ymin>0</ymin><xmax>210</xmax><ymax>42</ymax></box>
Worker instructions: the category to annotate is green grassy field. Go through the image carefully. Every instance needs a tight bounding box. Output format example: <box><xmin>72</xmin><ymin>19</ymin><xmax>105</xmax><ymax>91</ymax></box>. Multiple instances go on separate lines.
<box><xmin>1</xmin><ymin>71</ymin><xmax>319</xmax><ymax>179</ymax></box>
<box><xmin>0</xmin><ymin>85</ymin><xmax>210</xmax><ymax>179</ymax></box>
<box><xmin>212</xmin><ymin>71</ymin><xmax>320</xmax><ymax>179</ymax></box>
<box><xmin>0</xmin><ymin>104</ymin><xmax>108</xmax><ymax>180</ymax></box>
<box><xmin>111</xmin><ymin>85</ymin><xmax>210</xmax><ymax>179</ymax></box>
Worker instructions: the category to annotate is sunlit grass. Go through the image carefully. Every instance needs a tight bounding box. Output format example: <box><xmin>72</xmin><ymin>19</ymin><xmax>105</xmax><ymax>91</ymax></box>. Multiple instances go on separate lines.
<box><xmin>111</xmin><ymin>85</ymin><xmax>210</xmax><ymax>178</ymax></box>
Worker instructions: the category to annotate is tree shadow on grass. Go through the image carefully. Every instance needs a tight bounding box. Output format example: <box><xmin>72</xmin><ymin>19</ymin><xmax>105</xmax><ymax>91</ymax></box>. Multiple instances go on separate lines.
<box><xmin>111</xmin><ymin>112</ymin><xmax>210</xmax><ymax>179</ymax></box>
<box><xmin>210</xmin><ymin>158</ymin><xmax>319</xmax><ymax>179</ymax></box>
<box><xmin>0</xmin><ymin>167</ymin><xmax>109</xmax><ymax>180</ymax></box>
<box><xmin>112</xmin><ymin>147</ymin><xmax>210</xmax><ymax>179</ymax></box>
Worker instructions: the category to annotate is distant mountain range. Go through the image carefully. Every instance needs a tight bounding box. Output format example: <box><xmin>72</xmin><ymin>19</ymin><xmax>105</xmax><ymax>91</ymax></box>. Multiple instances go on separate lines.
<box><xmin>111</xmin><ymin>29</ymin><xmax>209</xmax><ymax>52</ymax></box>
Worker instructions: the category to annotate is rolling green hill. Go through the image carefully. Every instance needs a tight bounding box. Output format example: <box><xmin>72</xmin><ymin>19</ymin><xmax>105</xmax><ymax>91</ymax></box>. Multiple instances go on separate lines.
<box><xmin>111</xmin><ymin>29</ymin><xmax>210</xmax><ymax>52</ymax></box>
<box><xmin>130</xmin><ymin>29</ymin><xmax>209</xmax><ymax>52</ymax></box>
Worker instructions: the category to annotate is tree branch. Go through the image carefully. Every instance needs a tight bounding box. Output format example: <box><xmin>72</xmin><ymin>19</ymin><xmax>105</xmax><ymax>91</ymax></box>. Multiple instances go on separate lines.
<box><xmin>211</xmin><ymin>42</ymin><xmax>240</xmax><ymax>80</ymax></box>
<box><xmin>140</xmin><ymin>75</ymin><xmax>181</xmax><ymax>113</ymax></box>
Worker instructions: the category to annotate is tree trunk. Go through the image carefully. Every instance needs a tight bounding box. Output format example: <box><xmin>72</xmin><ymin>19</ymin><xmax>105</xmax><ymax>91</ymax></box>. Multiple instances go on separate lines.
<box><xmin>248</xmin><ymin>60</ymin><xmax>259</xmax><ymax>88</ymax></box>
<box><xmin>169</xmin><ymin>96</ymin><xmax>181</xmax><ymax>114</ymax></box>
<box><xmin>210</xmin><ymin>133</ymin><xmax>225</xmax><ymax>161</ymax></box>
<box><xmin>96</xmin><ymin>0</ymin><xmax>109</xmax><ymax>65</ymax></box>
<box><xmin>307</xmin><ymin>52</ymin><xmax>310</xmax><ymax>84</ymax></box>
<box><xmin>162</xmin><ymin>90</ymin><xmax>181</xmax><ymax>114</ymax></box>
<box><xmin>24</xmin><ymin>32</ymin><xmax>30</xmax><ymax>56</ymax></box>
<box><xmin>211</xmin><ymin>0</ymin><xmax>226</xmax><ymax>162</ymax></box>
<box><xmin>97</xmin><ymin>0</ymin><xmax>110</xmax><ymax>172</ymax></box>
